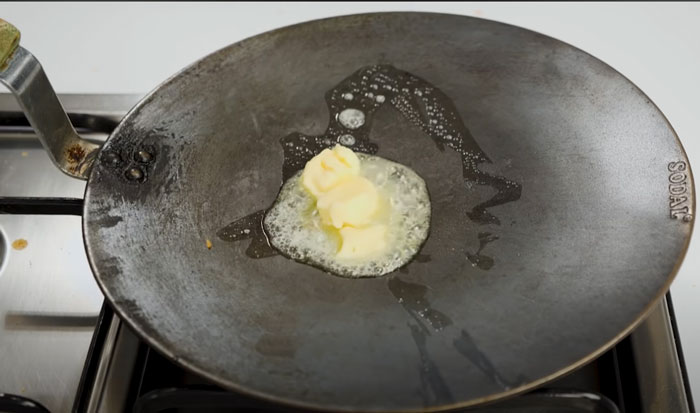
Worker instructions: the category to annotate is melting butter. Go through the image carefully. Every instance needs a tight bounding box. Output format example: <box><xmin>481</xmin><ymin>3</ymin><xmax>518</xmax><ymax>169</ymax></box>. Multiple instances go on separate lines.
<box><xmin>264</xmin><ymin>149</ymin><xmax>431</xmax><ymax>278</ymax></box>
<box><xmin>302</xmin><ymin>145</ymin><xmax>385</xmax><ymax>258</ymax></box>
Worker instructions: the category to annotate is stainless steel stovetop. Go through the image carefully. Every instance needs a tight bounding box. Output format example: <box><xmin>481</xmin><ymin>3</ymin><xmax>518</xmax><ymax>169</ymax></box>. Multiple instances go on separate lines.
<box><xmin>0</xmin><ymin>94</ymin><xmax>136</xmax><ymax>412</ymax></box>
<box><xmin>0</xmin><ymin>94</ymin><xmax>693</xmax><ymax>413</ymax></box>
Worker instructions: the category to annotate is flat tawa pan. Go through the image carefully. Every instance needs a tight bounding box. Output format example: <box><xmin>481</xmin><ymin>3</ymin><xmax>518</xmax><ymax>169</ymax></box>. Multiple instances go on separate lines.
<box><xmin>83</xmin><ymin>12</ymin><xmax>694</xmax><ymax>412</ymax></box>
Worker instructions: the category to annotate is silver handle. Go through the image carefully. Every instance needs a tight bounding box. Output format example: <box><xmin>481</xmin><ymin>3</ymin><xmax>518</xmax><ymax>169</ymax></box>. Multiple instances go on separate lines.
<box><xmin>0</xmin><ymin>18</ymin><xmax>99</xmax><ymax>180</ymax></box>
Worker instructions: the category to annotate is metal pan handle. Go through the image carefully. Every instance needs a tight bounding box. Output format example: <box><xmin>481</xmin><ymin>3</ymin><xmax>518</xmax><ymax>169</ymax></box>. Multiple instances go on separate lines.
<box><xmin>0</xmin><ymin>18</ymin><xmax>99</xmax><ymax>180</ymax></box>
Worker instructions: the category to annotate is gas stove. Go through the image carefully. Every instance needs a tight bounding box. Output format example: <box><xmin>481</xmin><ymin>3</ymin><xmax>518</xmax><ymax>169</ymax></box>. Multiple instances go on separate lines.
<box><xmin>0</xmin><ymin>94</ymin><xmax>694</xmax><ymax>412</ymax></box>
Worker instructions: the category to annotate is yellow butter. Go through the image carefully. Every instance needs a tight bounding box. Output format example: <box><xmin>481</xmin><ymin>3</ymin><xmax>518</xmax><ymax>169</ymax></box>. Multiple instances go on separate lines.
<box><xmin>316</xmin><ymin>176</ymin><xmax>378</xmax><ymax>228</ymax></box>
<box><xmin>301</xmin><ymin>144</ymin><xmax>387</xmax><ymax>258</ymax></box>
<box><xmin>337</xmin><ymin>225</ymin><xmax>387</xmax><ymax>259</ymax></box>
<box><xmin>302</xmin><ymin>145</ymin><xmax>360</xmax><ymax>197</ymax></box>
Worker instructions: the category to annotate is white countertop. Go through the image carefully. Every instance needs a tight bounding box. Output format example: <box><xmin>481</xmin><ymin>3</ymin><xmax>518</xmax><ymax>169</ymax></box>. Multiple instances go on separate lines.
<box><xmin>4</xmin><ymin>1</ymin><xmax>699</xmax><ymax>406</ymax></box>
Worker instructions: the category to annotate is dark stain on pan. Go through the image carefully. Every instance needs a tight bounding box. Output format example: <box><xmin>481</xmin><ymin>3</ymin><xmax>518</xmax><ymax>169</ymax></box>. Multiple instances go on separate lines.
<box><xmin>388</xmin><ymin>276</ymin><xmax>454</xmax><ymax>398</ymax></box>
<box><xmin>218</xmin><ymin>64</ymin><xmax>521</xmax><ymax>272</ymax></box>
<box><xmin>114</xmin><ymin>298</ymin><xmax>142</xmax><ymax>317</ymax></box>
<box><xmin>92</xmin><ymin>215</ymin><xmax>123</xmax><ymax>229</ymax></box>
<box><xmin>408</xmin><ymin>322</ymin><xmax>454</xmax><ymax>405</ymax></box>
<box><xmin>453</xmin><ymin>329</ymin><xmax>529</xmax><ymax>390</ymax></box>
<box><xmin>98</xmin><ymin>256</ymin><xmax>124</xmax><ymax>279</ymax></box>
<box><xmin>388</xmin><ymin>277</ymin><xmax>452</xmax><ymax>332</ymax></box>
<box><xmin>466</xmin><ymin>232</ymin><xmax>499</xmax><ymax>270</ymax></box>
<box><xmin>388</xmin><ymin>276</ymin><xmax>526</xmax><ymax>393</ymax></box>
<box><xmin>216</xmin><ymin>210</ymin><xmax>276</xmax><ymax>258</ymax></box>
<box><xmin>399</xmin><ymin>254</ymin><xmax>431</xmax><ymax>273</ymax></box>
<box><xmin>113</xmin><ymin>298</ymin><xmax>173</xmax><ymax>351</ymax></box>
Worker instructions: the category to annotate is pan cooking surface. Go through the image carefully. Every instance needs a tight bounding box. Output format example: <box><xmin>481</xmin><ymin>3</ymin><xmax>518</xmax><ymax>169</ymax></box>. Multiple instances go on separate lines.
<box><xmin>219</xmin><ymin>63</ymin><xmax>520</xmax><ymax>276</ymax></box>
<box><xmin>82</xmin><ymin>13</ymin><xmax>693</xmax><ymax>412</ymax></box>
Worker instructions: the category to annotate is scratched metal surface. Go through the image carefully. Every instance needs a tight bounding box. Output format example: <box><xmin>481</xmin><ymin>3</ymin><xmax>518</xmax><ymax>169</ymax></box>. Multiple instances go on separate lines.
<box><xmin>82</xmin><ymin>13</ymin><xmax>693</xmax><ymax>412</ymax></box>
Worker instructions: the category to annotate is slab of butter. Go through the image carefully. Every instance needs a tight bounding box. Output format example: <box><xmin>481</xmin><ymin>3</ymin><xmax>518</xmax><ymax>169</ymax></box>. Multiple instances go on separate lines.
<box><xmin>302</xmin><ymin>145</ymin><xmax>386</xmax><ymax>259</ymax></box>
